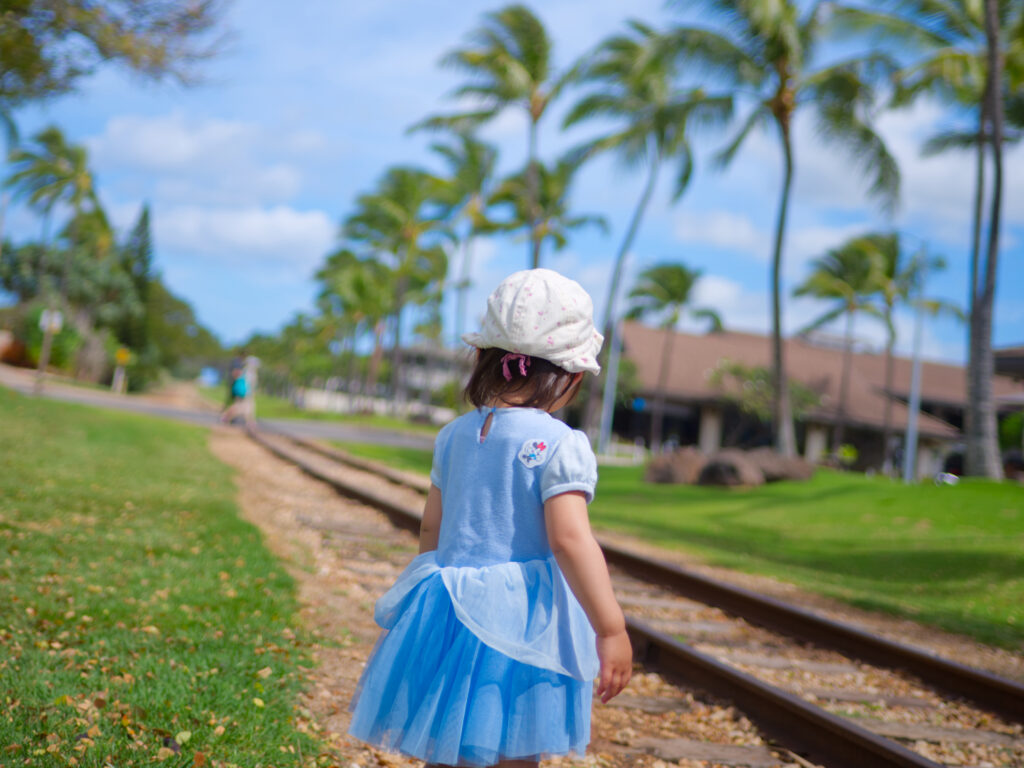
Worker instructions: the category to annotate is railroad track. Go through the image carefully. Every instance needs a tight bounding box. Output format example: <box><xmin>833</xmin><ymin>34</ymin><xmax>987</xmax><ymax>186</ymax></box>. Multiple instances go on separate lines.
<box><xmin>250</xmin><ymin>426</ymin><xmax>1024</xmax><ymax>768</ymax></box>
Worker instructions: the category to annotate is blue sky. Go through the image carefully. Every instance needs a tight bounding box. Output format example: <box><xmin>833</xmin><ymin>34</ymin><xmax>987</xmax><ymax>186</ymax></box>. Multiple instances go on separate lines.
<box><xmin>6</xmin><ymin>0</ymin><xmax>1023</xmax><ymax>364</ymax></box>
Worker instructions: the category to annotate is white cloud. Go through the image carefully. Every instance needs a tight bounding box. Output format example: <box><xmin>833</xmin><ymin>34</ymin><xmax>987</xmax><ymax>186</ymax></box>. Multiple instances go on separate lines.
<box><xmin>153</xmin><ymin>204</ymin><xmax>335</xmax><ymax>270</ymax></box>
<box><xmin>89</xmin><ymin>113</ymin><xmax>256</xmax><ymax>170</ymax></box>
<box><xmin>87</xmin><ymin>113</ymin><xmax>310</xmax><ymax>205</ymax></box>
<box><xmin>673</xmin><ymin>208</ymin><xmax>869</xmax><ymax>277</ymax></box>
<box><xmin>674</xmin><ymin>210</ymin><xmax>763</xmax><ymax>257</ymax></box>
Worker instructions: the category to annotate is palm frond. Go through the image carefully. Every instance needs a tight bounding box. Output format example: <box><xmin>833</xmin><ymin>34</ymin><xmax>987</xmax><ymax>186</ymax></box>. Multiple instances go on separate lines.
<box><xmin>713</xmin><ymin>103</ymin><xmax>770</xmax><ymax>168</ymax></box>
<box><xmin>796</xmin><ymin>303</ymin><xmax>845</xmax><ymax>335</ymax></box>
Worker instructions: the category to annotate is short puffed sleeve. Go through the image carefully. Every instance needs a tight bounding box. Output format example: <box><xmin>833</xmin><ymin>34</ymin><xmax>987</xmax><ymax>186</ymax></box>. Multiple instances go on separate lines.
<box><xmin>540</xmin><ymin>429</ymin><xmax>598</xmax><ymax>503</ymax></box>
<box><xmin>429</xmin><ymin>421</ymin><xmax>455</xmax><ymax>489</ymax></box>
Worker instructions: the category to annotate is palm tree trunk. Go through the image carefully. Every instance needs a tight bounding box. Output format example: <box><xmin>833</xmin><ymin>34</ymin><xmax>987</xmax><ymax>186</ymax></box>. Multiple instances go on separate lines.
<box><xmin>527</xmin><ymin>116</ymin><xmax>541</xmax><ymax>269</ymax></box>
<box><xmin>833</xmin><ymin>307</ymin><xmax>855</xmax><ymax>452</ymax></box>
<box><xmin>881</xmin><ymin>307</ymin><xmax>896</xmax><ymax>471</ymax></box>
<box><xmin>365</xmin><ymin>320</ymin><xmax>386</xmax><ymax>404</ymax></box>
<box><xmin>964</xmin><ymin>102</ymin><xmax>987</xmax><ymax>464</ymax></box>
<box><xmin>583</xmin><ymin>149</ymin><xmax>661</xmax><ymax>436</ymax></box>
<box><xmin>455</xmin><ymin>233</ymin><xmax>474</xmax><ymax>345</ymax></box>
<box><xmin>771</xmin><ymin>118</ymin><xmax>797</xmax><ymax>457</ymax></box>
<box><xmin>650</xmin><ymin>320</ymin><xmax>676</xmax><ymax>453</ymax></box>
<box><xmin>968</xmin><ymin>0</ymin><xmax>1005</xmax><ymax>479</ymax></box>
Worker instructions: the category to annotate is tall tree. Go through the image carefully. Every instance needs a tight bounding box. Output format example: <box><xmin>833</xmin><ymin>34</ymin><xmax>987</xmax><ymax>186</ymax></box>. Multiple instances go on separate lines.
<box><xmin>563</xmin><ymin>19</ymin><xmax>732</xmax><ymax>436</ymax></box>
<box><xmin>117</xmin><ymin>203</ymin><xmax>153</xmax><ymax>352</ymax></box>
<box><xmin>0</xmin><ymin>0</ymin><xmax>223</xmax><ymax>108</ymax></box>
<box><xmin>315</xmin><ymin>248</ymin><xmax>394</xmax><ymax>400</ymax></box>
<box><xmin>626</xmin><ymin>262</ymin><xmax>722</xmax><ymax>453</ymax></box>
<box><xmin>853</xmin><ymin>233</ymin><xmax>960</xmax><ymax>469</ymax></box>
<box><xmin>488</xmin><ymin>156</ymin><xmax>607</xmax><ymax>264</ymax></box>
<box><xmin>794</xmin><ymin>240</ymin><xmax>884</xmax><ymax>452</ymax></box>
<box><xmin>6</xmin><ymin>125</ymin><xmax>100</xmax><ymax>387</ymax></box>
<box><xmin>834</xmin><ymin>0</ymin><xmax>1024</xmax><ymax>478</ymax></box>
<box><xmin>669</xmin><ymin>0</ymin><xmax>900</xmax><ymax>456</ymax></box>
<box><xmin>417</xmin><ymin>4</ymin><xmax>577</xmax><ymax>267</ymax></box>
<box><xmin>343</xmin><ymin>166</ymin><xmax>450</xmax><ymax>404</ymax></box>
<box><xmin>973</xmin><ymin>0</ymin><xmax>1007</xmax><ymax>478</ymax></box>
<box><xmin>430</xmin><ymin>131</ymin><xmax>499</xmax><ymax>345</ymax></box>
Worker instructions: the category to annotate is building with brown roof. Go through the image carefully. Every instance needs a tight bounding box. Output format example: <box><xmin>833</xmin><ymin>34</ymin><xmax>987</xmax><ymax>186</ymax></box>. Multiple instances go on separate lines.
<box><xmin>617</xmin><ymin>322</ymin><xmax>1024</xmax><ymax>477</ymax></box>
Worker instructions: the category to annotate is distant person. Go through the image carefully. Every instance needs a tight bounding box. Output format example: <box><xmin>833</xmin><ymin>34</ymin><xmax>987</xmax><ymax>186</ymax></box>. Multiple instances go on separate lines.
<box><xmin>348</xmin><ymin>269</ymin><xmax>631</xmax><ymax>767</ymax></box>
<box><xmin>220</xmin><ymin>365</ymin><xmax>248</xmax><ymax>425</ymax></box>
<box><xmin>241</xmin><ymin>353</ymin><xmax>260</xmax><ymax>423</ymax></box>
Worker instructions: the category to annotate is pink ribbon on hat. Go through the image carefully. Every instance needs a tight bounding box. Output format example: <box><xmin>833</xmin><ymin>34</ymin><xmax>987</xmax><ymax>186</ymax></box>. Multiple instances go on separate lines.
<box><xmin>501</xmin><ymin>353</ymin><xmax>531</xmax><ymax>381</ymax></box>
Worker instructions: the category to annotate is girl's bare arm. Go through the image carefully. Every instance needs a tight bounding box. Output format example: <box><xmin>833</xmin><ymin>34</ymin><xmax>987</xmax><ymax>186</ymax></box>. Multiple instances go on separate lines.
<box><xmin>545</xmin><ymin>491</ymin><xmax>632</xmax><ymax>702</ymax></box>
<box><xmin>419</xmin><ymin>485</ymin><xmax>443</xmax><ymax>553</ymax></box>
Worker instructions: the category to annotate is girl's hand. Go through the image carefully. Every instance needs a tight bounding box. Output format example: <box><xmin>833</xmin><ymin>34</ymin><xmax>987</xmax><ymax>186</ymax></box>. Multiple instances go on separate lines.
<box><xmin>595</xmin><ymin>629</ymin><xmax>632</xmax><ymax>703</ymax></box>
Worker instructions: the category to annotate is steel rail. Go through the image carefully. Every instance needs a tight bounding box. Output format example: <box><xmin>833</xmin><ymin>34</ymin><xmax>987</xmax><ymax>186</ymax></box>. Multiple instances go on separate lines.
<box><xmin>253</xmin><ymin>427</ymin><xmax>1024</xmax><ymax>730</ymax></box>
<box><xmin>626</xmin><ymin>618</ymin><xmax>943</xmax><ymax>768</ymax></box>
<box><xmin>245</xmin><ymin>429</ymin><xmax>968</xmax><ymax>768</ymax></box>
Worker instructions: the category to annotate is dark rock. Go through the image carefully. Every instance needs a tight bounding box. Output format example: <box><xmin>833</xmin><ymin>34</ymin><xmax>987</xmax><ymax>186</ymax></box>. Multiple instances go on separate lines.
<box><xmin>746</xmin><ymin>447</ymin><xmax>815</xmax><ymax>482</ymax></box>
<box><xmin>697</xmin><ymin>449</ymin><xmax>765</xmax><ymax>487</ymax></box>
<box><xmin>644</xmin><ymin>446</ymin><xmax>708</xmax><ymax>484</ymax></box>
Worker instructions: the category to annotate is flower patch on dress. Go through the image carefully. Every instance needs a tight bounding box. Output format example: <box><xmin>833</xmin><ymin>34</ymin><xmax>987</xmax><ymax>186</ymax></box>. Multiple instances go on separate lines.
<box><xmin>518</xmin><ymin>438</ymin><xmax>549</xmax><ymax>468</ymax></box>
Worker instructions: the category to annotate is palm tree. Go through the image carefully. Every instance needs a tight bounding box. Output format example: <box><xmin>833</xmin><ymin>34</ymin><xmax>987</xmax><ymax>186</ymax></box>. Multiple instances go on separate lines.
<box><xmin>975</xmin><ymin>0</ymin><xmax>1008</xmax><ymax>478</ymax></box>
<box><xmin>343</xmin><ymin>166</ymin><xmax>450</xmax><ymax>404</ymax></box>
<box><xmin>417</xmin><ymin>4</ymin><xmax>578</xmax><ymax>267</ymax></box>
<box><xmin>627</xmin><ymin>262</ymin><xmax>722</xmax><ymax>453</ymax></box>
<box><xmin>563</xmin><ymin>20</ymin><xmax>733</xmax><ymax>437</ymax></box>
<box><xmin>6</xmin><ymin>125</ymin><xmax>100</xmax><ymax>388</ymax></box>
<box><xmin>833</xmin><ymin>1</ymin><xmax>1024</xmax><ymax>477</ymax></box>
<box><xmin>316</xmin><ymin>251</ymin><xmax>395</xmax><ymax>401</ymax></box>
<box><xmin>852</xmin><ymin>233</ymin><xmax>960</xmax><ymax>469</ymax></box>
<box><xmin>794</xmin><ymin>241</ymin><xmax>884</xmax><ymax>452</ymax></box>
<box><xmin>430</xmin><ymin>131</ymin><xmax>499</xmax><ymax>344</ymax></box>
<box><xmin>487</xmin><ymin>156</ymin><xmax>607</xmax><ymax>263</ymax></box>
<box><xmin>668</xmin><ymin>0</ymin><xmax>900</xmax><ymax>457</ymax></box>
<box><xmin>0</xmin><ymin>108</ymin><xmax>18</xmax><ymax>263</ymax></box>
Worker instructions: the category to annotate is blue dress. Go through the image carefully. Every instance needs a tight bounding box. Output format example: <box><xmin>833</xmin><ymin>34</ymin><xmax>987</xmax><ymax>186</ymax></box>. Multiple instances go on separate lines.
<box><xmin>349</xmin><ymin>407</ymin><xmax>600</xmax><ymax>766</ymax></box>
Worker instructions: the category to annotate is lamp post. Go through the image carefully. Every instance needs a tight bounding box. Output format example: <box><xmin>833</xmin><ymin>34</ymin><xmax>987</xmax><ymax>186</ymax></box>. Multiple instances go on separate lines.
<box><xmin>902</xmin><ymin>243</ymin><xmax>928</xmax><ymax>484</ymax></box>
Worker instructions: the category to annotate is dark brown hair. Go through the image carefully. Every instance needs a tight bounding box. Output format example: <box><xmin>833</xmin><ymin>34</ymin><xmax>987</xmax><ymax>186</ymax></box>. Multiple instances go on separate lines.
<box><xmin>464</xmin><ymin>347</ymin><xmax>582</xmax><ymax>410</ymax></box>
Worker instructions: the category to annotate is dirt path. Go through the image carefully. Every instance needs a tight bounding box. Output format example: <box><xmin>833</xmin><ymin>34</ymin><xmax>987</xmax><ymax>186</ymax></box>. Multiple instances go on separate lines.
<box><xmin>208</xmin><ymin>428</ymin><xmax>791</xmax><ymax>768</ymax></box>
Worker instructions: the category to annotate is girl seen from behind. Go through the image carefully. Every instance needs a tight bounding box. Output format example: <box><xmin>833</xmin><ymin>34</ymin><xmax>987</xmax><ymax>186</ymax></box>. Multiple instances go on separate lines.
<box><xmin>349</xmin><ymin>268</ymin><xmax>632</xmax><ymax>767</ymax></box>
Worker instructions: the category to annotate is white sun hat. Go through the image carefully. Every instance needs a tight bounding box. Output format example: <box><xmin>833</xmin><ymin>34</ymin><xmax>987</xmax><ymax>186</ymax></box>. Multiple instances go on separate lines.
<box><xmin>462</xmin><ymin>268</ymin><xmax>604</xmax><ymax>375</ymax></box>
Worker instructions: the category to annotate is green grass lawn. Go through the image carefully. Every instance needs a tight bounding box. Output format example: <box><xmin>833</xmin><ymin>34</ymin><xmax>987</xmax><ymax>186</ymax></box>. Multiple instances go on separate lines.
<box><xmin>331</xmin><ymin>440</ymin><xmax>435</xmax><ymax>476</ymax></box>
<box><xmin>200</xmin><ymin>385</ymin><xmax>442</xmax><ymax>436</ymax></box>
<box><xmin>592</xmin><ymin>466</ymin><xmax>1024</xmax><ymax>648</ymax></box>
<box><xmin>0</xmin><ymin>387</ymin><xmax>319</xmax><ymax>766</ymax></box>
<box><xmin>336</xmin><ymin>440</ymin><xmax>1024</xmax><ymax>648</ymax></box>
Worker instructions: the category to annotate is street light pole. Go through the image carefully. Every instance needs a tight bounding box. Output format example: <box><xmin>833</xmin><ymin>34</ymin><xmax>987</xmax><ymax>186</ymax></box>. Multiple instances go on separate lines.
<box><xmin>902</xmin><ymin>246</ymin><xmax>928</xmax><ymax>484</ymax></box>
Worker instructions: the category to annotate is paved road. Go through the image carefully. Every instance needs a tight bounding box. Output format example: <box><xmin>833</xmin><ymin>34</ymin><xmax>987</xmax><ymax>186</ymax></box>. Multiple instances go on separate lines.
<box><xmin>0</xmin><ymin>364</ymin><xmax>435</xmax><ymax>450</ymax></box>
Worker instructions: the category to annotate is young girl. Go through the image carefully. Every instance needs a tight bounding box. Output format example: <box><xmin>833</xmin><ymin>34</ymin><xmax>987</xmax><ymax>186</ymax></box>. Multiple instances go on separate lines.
<box><xmin>349</xmin><ymin>268</ymin><xmax>632</xmax><ymax>767</ymax></box>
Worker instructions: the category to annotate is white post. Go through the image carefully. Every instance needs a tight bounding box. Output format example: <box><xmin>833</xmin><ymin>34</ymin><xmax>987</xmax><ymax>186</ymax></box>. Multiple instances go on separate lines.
<box><xmin>903</xmin><ymin>248</ymin><xmax>927</xmax><ymax>484</ymax></box>
<box><xmin>598</xmin><ymin>319</ymin><xmax>622</xmax><ymax>456</ymax></box>
<box><xmin>698</xmin><ymin>406</ymin><xmax>722</xmax><ymax>455</ymax></box>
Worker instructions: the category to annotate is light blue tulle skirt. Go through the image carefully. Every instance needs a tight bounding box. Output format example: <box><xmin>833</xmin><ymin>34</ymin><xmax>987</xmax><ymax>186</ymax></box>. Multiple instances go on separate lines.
<box><xmin>348</xmin><ymin>572</ymin><xmax>593</xmax><ymax>766</ymax></box>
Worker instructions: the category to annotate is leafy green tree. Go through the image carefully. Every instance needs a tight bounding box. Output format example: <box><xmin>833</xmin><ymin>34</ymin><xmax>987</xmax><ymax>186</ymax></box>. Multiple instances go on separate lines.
<box><xmin>430</xmin><ymin>131</ymin><xmax>499</xmax><ymax>344</ymax></box>
<box><xmin>563</xmin><ymin>19</ymin><xmax>732</xmax><ymax>434</ymax></box>
<box><xmin>669</xmin><ymin>0</ymin><xmax>900</xmax><ymax>457</ymax></box>
<box><xmin>418</xmin><ymin>4</ymin><xmax>577</xmax><ymax>267</ymax></box>
<box><xmin>831</xmin><ymin>233</ymin><xmax>960</xmax><ymax>466</ymax></box>
<box><xmin>835</xmin><ymin>0</ymin><xmax>1024</xmax><ymax>476</ymax></box>
<box><xmin>144</xmin><ymin>278</ymin><xmax>221</xmax><ymax>379</ymax></box>
<box><xmin>342</xmin><ymin>166</ymin><xmax>450</xmax><ymax>403</ymax></box>
<box><xmin>6</xmin><ymin>125</ymin><xmax>102</xmax><ymax>385</ymax></box>
<box><xmin>794</xmin><ymin>241</ymin><xmax>885</xmax><ymax>451</ymax></box>
<box><xmin>116</xmin><ymin>203</ymin><xmax>153</xmax><ymax>352</ymax></box>
<box><xmin>708</xmin><ymin>359</ymin><xmax>821</xmax><ymax>424</ymax></box>
<box><xmin>315</xmin><ymin>249</ymin><xmax>395</xmax><ymax>399</ymax></box>
<box><xmin>0</xmin><ymin>0</ymin><xmax>223</xmax><ymax>108</ymax></box>
<box><xmin>627</xmin><ymin>262</ymin><xmax>722</xmax><ymax>452</ymax></box>
<box><xmin>488</xmin><ymin>156</ymin><xmax>607</xmax><ymax>264</ymax></box>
